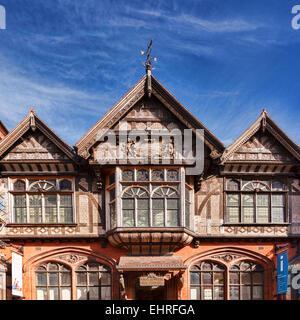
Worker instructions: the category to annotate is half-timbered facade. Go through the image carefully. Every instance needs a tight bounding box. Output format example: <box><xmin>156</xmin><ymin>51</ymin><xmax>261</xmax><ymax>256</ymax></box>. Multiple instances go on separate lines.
<box><xmin>0</xmin><ymin>71</ymin><xmax>300</xmax><ymax>300</ymax></box>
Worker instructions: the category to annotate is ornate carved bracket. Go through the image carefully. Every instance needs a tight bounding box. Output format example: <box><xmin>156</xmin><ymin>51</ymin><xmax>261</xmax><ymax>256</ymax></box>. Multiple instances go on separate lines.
<box><xmin>119</xmin><ymin>273</ymin><xmax>126</xmax><ymax>300</ymax></box>
<box><xmin>93</xmin><ymin>167</ymin><xmax>103</xmax><ymax>191</ymax></box>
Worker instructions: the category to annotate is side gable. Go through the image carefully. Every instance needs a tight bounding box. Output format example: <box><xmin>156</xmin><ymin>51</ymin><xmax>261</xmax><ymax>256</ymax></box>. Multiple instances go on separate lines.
<box><xmin>75</xmin><ymin>75</ymin><xmax>224</xmax><ymax>160</ymax></box>
<box><xmin>0</xmin><ymin>110</ymin><xmax>77</xmax><ymax>174</ymax></box>
<box><xmin>220</xmin><ymin>110</ymin><xmax>300</xmax><ymax>175</ymax></box>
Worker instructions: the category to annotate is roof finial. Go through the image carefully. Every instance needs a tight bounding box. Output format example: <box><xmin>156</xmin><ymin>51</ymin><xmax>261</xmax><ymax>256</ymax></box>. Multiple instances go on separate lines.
<box><xmin>140</xmin><ymin>39</ymin><xmax>157</xmax><ymax>98</ymax></box>
<box><xmin>28</xmin><ymin>107</ymin><xmax>36</xmax><ymax>115</ymax></box>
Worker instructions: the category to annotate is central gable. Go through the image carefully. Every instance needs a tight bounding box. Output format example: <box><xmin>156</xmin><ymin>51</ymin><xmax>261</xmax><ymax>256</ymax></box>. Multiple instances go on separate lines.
<box><xmin>76</xmin><ymin>75</ymin><xmax>224</xmax><ymax>160</ymax></box>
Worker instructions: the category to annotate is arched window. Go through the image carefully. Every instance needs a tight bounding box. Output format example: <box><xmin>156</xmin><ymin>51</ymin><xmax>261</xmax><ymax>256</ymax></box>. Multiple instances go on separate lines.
<box><xmin>229</xmin><ymin>261</ymin><xmax>264</xmax><ymax>300</ymax></box>
<box><xmin>226</xmin><ymin>180</ymin><xmax>239</xmax><ymax>191</ymax></box>
<box><xmin>0</xmin><ymin>264</ymin><xmax>6</xmax><ymax>300</ymax></box>
<box><xmin>190</xmin><ymin>261</ymin><xmax>225</xmax><ymax>300</ymax></box>
<box><xmin>152</xmin><ymin>186</ymin><xmax>179</xmax><ymax>227</ymax></box>
<box><xmin>122</xmin><ymin>187</ymin><xmax>149</xmax><ymax>227</ymax></box>
<box><xmin>14</xmin><ymin>180</ymin><xmax>25</xmax><ymax>191</ymax></box>
<box><xmin>35</xmin><ymin>262</ymin><xmax>71</xmax><ymax>300</ymax></box>
<box><xmin>76</xmin><ymin>263</ymin><xmax>111</xmax><ymax>300</ymax></box>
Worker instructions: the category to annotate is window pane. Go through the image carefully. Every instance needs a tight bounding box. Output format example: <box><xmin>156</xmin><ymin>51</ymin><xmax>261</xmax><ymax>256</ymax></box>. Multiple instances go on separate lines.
<box><xmin>253</xmin><ymin>286</ymin><xmax>263</xmax><ymax>300</ymax></box>
<box><xmin>214</xmin><ymin>273</ymin><xmax>224</xmax><ymax>285</ymax></box>
<box><xmin>167</xmin><ymin>170</ymin><xmax>178</xmax><ymax>181</ymax></box>
<box><xmin>122</xmin><ymin>210</ymin><xmax>134</xmax><ymax>227</ymax></box>
<box><xmin>137</xmin><ymin>210</ymin><xmax>149</xmax><ymax>227</ymax></box>
<box><xmin>242</xmin><ymin>194</ymin><xmax>254</xmax><ymax>206</ymax></box>
<box><xmin>89</xmin><ymin>287</ymin><xmax>99</xmax><ymax>300</ymax></box>
<box><xmin>153</xmin><ymin>210</ymin><xmax>164</xmax><ymax>227</ymax></box>
<box><xmin>36</xmin><ymin>273</ymin><xmax>47</xmax><ymax>286</ymax></box>
<box><xmin>272</xmin><ymin>194</ymin><xmax>284</xmax><ymax>206</ymax></box>
<box><xmin>202</xmin><ymin>272</ymin><xmax>212</xmax><ymax>285</ymax></box>
<box><xmin>190</xmin><ymin>287</ymin><xmax>199</xmax><ymax>300</ymax></box>
<box><xmin>227</xmin><ymin>180</ymin><xmax>239</xmax><ymax>191</ymax></box>
<box><xmin>229</xmin><ymin>286</ymin><xmax>239</xmax><ymax>300</ymax></box>
<box><xmin>110</xmin><ymin>203</ymin><xmax>116</xmax><ymax>228</ymax></box>
<box><xmin>122</xmin><ymin>170</ymin><xmax>134</xmax><ymax>181</ymax></box>
<box><xmin>14</xmin><ymin>195</ymin><xmax>26</xmax><ymax>206</ymax></box>
<box><xmin>122</xmin><ymin>199</ymin><xmax>134</xmax><ymax>209</ymax></box>
<box><xmin>227</xmin><ymin>207</ymin><xmax>239</xmax><ymax>223</ymax></box>
<box><xmin>101</xmin><ymin>273</ymin><xmax>111</xmax><ymax>285</ymax></box>
<box><xmin>109</xmin><ymin>189</ymin><xmax>115</xmax><ymax>201</ymax></box>
<box><xmin>29</xmin><ymin>195</ymin><xmax>42</xmax><ymax>223</ymax></box>
<box><xmin>227</xmin><ymin>194</ymin><xmax>239</xmax><ymax>206</ymax></box>
<box><xmin>272</xmin><ymin>181</ymin><xmax>284</xmax><ymax>191</ymax></box>
<box><xmin>242</xmin><ymin>207</ymin><xmax>254</xmax><ymax>223</ymax></box>
<box><xmin>60</xmin><ymin>194</ymin><xmax>72</xmax><ymax>206</ymax></box>
<box><xmin>49</xmin><ymin>287</ymin><xmax>59</xmax><ymax>300</ymax></box>
<box><xmin>271</xmin><ymin>207</ymin><xmax>284</xmax><ymax>223</ymax></box>
<box><xmin>137</xmin><ymin>169</ymin><xmax>149</xmax><ymax>181</ymax></box>
<box><xmin>15</xmin><ymin>207</ymin><xmax>27</xmax><ymax>223</ymax></box>
<box><xmin>77</xmin><ymin>272</ymin><xmax>87</xmax><ymax>286</ymax></box>
<box><xmin>190</xmin><ymin>273</ymin><xmax>199</xmax><ymax>284</ymax></box>
<box><xmin>257</xmin><ymin>194</ymin><xmax>268</xmax><ymax>206</ymax></box>
<box><xmin>202</xmin><ymin>287</ymin><xmax>213</xmax><ymax>300</ymax></box>
<box><xmin>151</xmin><ymin>170</ymin><xmax>164</xmax><ymax>181</ymax></box>
<box><xmin>60</xmin><ymin>180</ymin><xmax>72</xmax><ymax>191</ymax></box>
<box><xmin>214</xmin><ymin>286</ymin><xmax>224</xmax><ymax>300</ymax></box>
<box><xmin>229</xmin><ymin>272</ymin><xmax>239</xmax><ymax>284</ymax></box>
<box><xmin>166</xmin><ymin>209</ymin><xmax>179</xmax><ymax>226</ymax></box>
<box><xmin>101</xmin><ymin>286</ymin><xmax>111</xmax><ymax>300</ymax></box>
<box><xmin>241</xmin><ymin>273</ymin><xmax>251</xmax><ymax>285</ymax></box>
<box><xmin>257</xmin><ymin>207</ymin><xmax>269</xmax><ymax>223</ymax></box>
<box><xmin>241</xmin><ymin>286</ymin><xmax>251</xmax><ymax>300</ymax></box>
<box><xmin>45</xmin><ymin>195</ymin><xmax>58</xmax><ymax>223</ymax></box>
<box><xmin>49</xmin><ymin>273</ymin><xmax>58</xmax><ymax>285</ymax></box>
<box><xmin>77</xmin><ymin>287</ymin><xmax>87</xmax><ymax>300</ymax></box>
<box><xmin>36</xmin><ymin>287</ymin><xmax>47</xmax><ymax>300</ymax></box>
<box><xmin>61</xmin><ymin>287</ymin><xmax>71</xmax><ymax>300</ymax></box>
<box><xmin>89</xmin><ymin>273</ymin><xmax>99</xmax><ymax>286</ymax></box>
<box><xmin>60</xmin><ymin>207</ymin><xmax>73</xmax><ymax>223</ymax></box>
<box><xmin>14</xmin><ymin>180</ymin><xmax>26</xmax><ymax>191</ymax></box>
<box><xmin>253</xmin><ymin>272</ymin><xmax>263</xmax><ymax>284</ymax></box>
<box><xmin>61</xmin><ymin>272</ymin><xmax>71</xmax><ymax>286</ymax></box>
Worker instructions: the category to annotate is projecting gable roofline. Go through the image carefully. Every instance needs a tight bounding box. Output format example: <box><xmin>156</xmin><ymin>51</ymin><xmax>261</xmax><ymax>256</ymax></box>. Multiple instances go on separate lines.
<box><xmin>75</xmin><ymin>75</ymin><xmax>225</xmax><ymax>159</ymax></box>
<box><xmin>0</xmin><ymin>109</ymin><xmax>77</xmax><ymax>161</ymax></box>
<box><xmin>220</xmin><ymin>109</ymin><xmax>300</xmax><ymax>164</ymax></box>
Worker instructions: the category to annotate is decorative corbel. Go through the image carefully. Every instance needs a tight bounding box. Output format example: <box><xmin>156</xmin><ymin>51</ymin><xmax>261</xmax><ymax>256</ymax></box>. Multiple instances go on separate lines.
<box><xmin>193</xmin><ymin>240</ymin><xmax>200</xmax><ymax>248</ymax></box>
<box><xmin>194</xmin><ymin>174</ymin><xmax>204</xmax><ymax>192</ymax></box>
<box><xmin>94</xmin><ymin>167</ymin><xmax>103</xmax><ymax>191</ymax></box>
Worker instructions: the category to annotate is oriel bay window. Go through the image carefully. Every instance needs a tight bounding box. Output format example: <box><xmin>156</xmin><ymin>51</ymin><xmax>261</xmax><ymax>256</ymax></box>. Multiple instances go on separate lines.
<box><xmin>225</xmin><ymin>179</ymin><xmax>287</xmax><ymax>224</ymax></box>
<box><xmin>107</xmin><ymin>168</ymin><xmax>193</xmax><ymax>228</ymax></box>
<box><xmin>11</xmin><ymin>178</ymin><xmax>74</xmax><ymax>224</ymax></box>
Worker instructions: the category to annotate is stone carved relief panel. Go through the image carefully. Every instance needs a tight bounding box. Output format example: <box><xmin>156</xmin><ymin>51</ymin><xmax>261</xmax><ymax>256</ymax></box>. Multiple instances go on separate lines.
<box><xmin>55</xmin><ymin>254</ymin><xmax>86</xmax><ymax>264</ymax></box>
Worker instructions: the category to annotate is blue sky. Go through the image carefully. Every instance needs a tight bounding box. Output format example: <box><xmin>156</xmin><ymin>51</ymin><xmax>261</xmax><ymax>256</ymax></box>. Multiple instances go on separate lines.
<box><xmin>0</xmin><ymin>0</ymin><xmax>299</xmax><ymax>146</ymax></box>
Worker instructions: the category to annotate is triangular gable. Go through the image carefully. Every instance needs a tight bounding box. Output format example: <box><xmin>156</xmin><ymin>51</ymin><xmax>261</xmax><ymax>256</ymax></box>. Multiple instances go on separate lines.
<box><xmin>220</xmin><ymin>110</ymin><xmax>300</xmax><ymax>164</ymax></box>
<box><xmin>0</xmin><ymin>110</ymin><xmax>76</xmax><ymax>162</ymax></box>
<box><xmin>75</xmin><ymin>75</ymin><xmax>224</xmax><ymax>159</ymax></box>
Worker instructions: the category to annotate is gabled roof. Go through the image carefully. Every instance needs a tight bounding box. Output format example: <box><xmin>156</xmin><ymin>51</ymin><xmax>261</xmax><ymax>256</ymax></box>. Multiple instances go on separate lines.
<box><xmin>75</xmin><ymin>75</ymin><xmax>225</xmax><ymax>159</ymax></box>
<box><xmin>220</xmin><ymin>109</ymin><xmax>300</xmax><ymax>164</ymax></box>
<box><xmin>0</xmin><ymin>109</ymin><xmax>76</xmax><ymax>161</ymax></box>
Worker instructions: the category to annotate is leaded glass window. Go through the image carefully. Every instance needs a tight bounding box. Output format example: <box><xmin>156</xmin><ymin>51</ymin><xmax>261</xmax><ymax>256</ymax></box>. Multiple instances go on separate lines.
<box><xmin>190</xmin><ymin>262</ymin><xmax>225</xmax><ymax>300</ymax></box>
<box><xmin>225</xmin><ymin>179</ymin><xmax>287</xmax><ymax>224</ymax></box>
<box><xmin>76</xmin><ymin>263</ymin><xmax>111</xmax><ymax>300</ymax></box>
<box><xmin>229</xmin><ymin>261</ymin><xmax>264</xmax><ymax>300</ymax></box>
<box><xmin>12</xmin><ymin>179</ymin><xmax>73</xmax><ymax>224</ymax></box>
<box><xmin>36</xmin><ymin>262</ymin><xmax>71</xmax><ymax>300</ymax></box>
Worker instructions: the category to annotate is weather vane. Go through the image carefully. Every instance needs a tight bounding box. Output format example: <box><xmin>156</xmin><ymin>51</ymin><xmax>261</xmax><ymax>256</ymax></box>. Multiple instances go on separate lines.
<box><xmin>140</xmin><ymin>39</ymin><xmax>157</xmax><ymax>72</ymax></box>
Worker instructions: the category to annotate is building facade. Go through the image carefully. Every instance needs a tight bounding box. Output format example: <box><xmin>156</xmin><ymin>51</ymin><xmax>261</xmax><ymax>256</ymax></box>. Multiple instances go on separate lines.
<box><xmin>0</xmin><ymin>73</ymin><xmax>300</xmax><ymax>300</ymax></box>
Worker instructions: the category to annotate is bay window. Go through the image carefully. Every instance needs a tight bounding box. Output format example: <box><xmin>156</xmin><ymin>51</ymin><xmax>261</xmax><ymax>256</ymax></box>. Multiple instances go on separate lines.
<box><xmin>107</xmin><ymin>167</ymin><xmax>193</xmax><ymax>229</ymax></box>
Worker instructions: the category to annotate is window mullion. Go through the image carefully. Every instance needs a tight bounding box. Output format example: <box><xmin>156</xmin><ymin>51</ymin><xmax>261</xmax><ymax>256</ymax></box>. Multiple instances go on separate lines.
<box><xmin>42</xmin><ymin>194</ymin><xmax>45</xmax><ymax>223</ymax></box>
